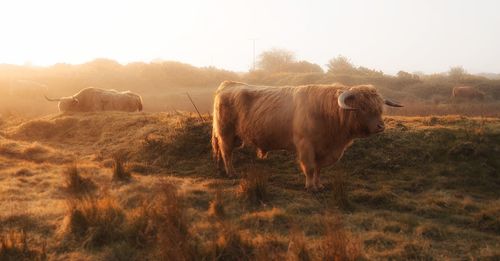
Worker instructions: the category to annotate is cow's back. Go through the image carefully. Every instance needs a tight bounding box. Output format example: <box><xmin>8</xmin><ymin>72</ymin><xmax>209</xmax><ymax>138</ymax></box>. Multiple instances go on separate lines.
<box><xmin>453</xmin><ymin>86</ymin><xmax>484</xmax><ymax>100</ymax></box>
<box><xmin>214</xmin><ymin>82</ymin><xmax>296</xmax><ymax>150</ymax></box>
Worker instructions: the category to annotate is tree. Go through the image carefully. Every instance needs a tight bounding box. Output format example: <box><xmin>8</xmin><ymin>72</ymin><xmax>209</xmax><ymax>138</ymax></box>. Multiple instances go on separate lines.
<box><xmin>285</xmin><ymin>61</ymin><xmax>324</xmax><ymax>73</ymax></box>
<box><xmin>326</xmin><ymin>55</ymin><xmax>356</xmax><ymax>75</ymax></box>
<box><xmin>397</xmin><ymin>70</ymin><xmax>420</xmax><ymax>81</ymax></box>
<box><xmin>448</xmin><ymin>66</ymin><xmax>467</xmax><ymax>82</ymax></box>
<box><xmin>257</xmin><ymin>48</ymin><xmax>296</xmax><ymax>73</ymax></box>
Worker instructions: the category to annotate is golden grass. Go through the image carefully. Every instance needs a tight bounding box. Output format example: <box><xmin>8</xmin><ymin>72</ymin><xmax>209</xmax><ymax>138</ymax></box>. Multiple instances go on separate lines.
<box><xmin>208</xmin><ymin>189</ymin><xmax>225</xmax><ymax>219</ymax></box>
<box><xmin>1</xmin><ymin>112</ymin><xmax>499</xmax><ymax>260</ymax></box>
<box><xmin>332</xmin><ymin>171</ymin><xmax>350</xmax><ymax>210</ymax></box>
<box><xmin>212</xmin><ymin>223</ymin><xmax>254</xmax><ymax>260</ymax></box>
<box><xmin>0</xmin><ymin>230</ymin><xmax>46</xmax><ymax>261</ymax></box>
<box><xmin>286</xmin><ymin>228</ymin><xmax>311</xmax><ymax>261</ymax></box>
<box><xmin>112</xmin><ymin>155</ymin><xmax>132</xmax><ymax>182</ymax></box>
<box><xmin>237</xmin><ymin>169</ymin><xmax>270</xmax><ymax>205</ymax></box>
<box><xmin>320</xmin><ymin>214</ymin><xmax>364</xmax><ymax>261</ymax></box>
<box><xmin>63</xmin><ymin>163</ymin><xmax>96</xmax><ymax>195</ymax></box>
<box><xmin>61</xmin><ymin>195</ymin><xmax>125</xmax><ymax>249</ymax></box>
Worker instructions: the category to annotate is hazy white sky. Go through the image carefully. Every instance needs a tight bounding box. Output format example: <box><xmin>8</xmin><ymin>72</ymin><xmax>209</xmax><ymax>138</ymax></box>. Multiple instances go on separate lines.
<box><xmin>0</xmin><ymin>0</ymin><xmax>499</xmax><ymax>74</ymax></box>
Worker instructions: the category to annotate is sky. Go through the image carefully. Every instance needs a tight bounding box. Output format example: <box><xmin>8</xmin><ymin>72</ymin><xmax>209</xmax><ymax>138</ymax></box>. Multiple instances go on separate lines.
<box><xmin>0</xmin><ymin>0</ymin><xmax>499</xmax><ymax>74</ymax></box>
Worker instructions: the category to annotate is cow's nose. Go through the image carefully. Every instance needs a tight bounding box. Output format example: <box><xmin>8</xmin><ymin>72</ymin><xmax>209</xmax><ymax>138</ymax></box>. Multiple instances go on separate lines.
<box><xmin>377</xmin><ymin>123</ymin><xmax>385</xmax><ymax>131</ymax></box>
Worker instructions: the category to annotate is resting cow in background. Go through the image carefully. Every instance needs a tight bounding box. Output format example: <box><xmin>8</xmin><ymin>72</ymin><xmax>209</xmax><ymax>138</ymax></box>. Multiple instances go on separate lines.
<box><xmin>211</xmin><ymin>81</ymin><xmax>403</xmax><ymax>191</ymax></box>
<box><xmin>45</xmin><ymin>87</ymin><xmax>143</xmax><ymax>112</ymax></box>
<box><xmin>452</xmin><ymin>86</ymin><xmax>485</xmax><ymax>100</ymax></box>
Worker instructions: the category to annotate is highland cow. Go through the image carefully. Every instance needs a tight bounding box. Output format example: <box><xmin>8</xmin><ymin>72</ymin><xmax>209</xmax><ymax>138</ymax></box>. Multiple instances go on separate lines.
<box><xmin>452</xmin><ymin>86</ymin><xmax>485</xmax><ymax>100</ymax></box>
<box><xmin>211</xmin><ymin>81</ymin><xmax>402</xmax><ymax>191</ymax></box>
<box><xmin>45</xmin><ymin>87</ymin><xmax>143</xmax><ymax>112</ymax></box>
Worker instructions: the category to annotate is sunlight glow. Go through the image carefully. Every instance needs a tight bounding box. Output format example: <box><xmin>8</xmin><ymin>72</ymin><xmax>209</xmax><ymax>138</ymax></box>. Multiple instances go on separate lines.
<box><xmin>0</xmin><ymin>0</ymin><xmax>499</xmax><ymax>73</ymax></box>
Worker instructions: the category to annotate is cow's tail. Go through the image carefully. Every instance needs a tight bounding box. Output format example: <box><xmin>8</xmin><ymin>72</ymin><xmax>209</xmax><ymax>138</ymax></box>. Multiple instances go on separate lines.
<box><xmin>211</xmin><ymin>125</ymin><xmax>222</xmax><ymax>168</ymax></box>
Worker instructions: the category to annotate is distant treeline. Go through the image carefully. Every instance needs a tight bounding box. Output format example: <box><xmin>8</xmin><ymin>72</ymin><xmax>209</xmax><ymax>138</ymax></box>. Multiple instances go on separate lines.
<box><xmin>1</xmin><ymin>48</ymin><xmax>499</xmax><ymax>115</ymax></box>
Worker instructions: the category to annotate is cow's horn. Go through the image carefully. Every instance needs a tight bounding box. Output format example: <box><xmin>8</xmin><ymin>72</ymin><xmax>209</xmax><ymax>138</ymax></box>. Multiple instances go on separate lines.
<box><xmin>72</xmin><ymin>97</ymin><xmax>79</xmax><ymax>103</ymax></box>
<box><xmin>338</xmin><ymin>91</ymin><xmax>357</xmax><ymax>110</ymax></box>
<box><xmin>384</xmin><ymin>98</ymin><xmax>403</xmax><ymax>107</ymax></box>
<box><xmin>44</xmin><ymin>95</ymin><xmax>61</xmax><ymax>102</ymax></box>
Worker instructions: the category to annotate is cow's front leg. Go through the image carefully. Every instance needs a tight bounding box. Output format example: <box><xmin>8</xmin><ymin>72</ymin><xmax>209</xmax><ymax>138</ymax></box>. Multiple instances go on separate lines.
<box><xmin>313</xmin><ymin>167</ymin><xmax>324</xmax><ymax>190</ymax></box>
<box><xmin>297</xmin><ymin>139</ymin><xmax>317</xmax><ymax>191</ymax></box>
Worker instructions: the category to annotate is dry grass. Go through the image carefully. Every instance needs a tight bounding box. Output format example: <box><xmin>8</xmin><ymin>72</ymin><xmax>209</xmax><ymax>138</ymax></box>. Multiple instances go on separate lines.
<box><xmin>208</xmin><ymin>189</ymin><xmax>225</xmax><ymax>219</ymax></box>
<box><xmin>61</xmin><ymin>195</ymin><xmax>125</xmax><ymax>249</ymax></box>
<box><xmin>332</xmin><ymin>171</ymin><xmax>350</xmax><ymax>210</ymax></box>
<box><xmin>286</xmin><ymin>228</ymin><xmax>311</xmax><ymax>261</ymax></box>
<box><xmin>151</xmin><ymin>183</ymin><xmax>195</xmax><ymax>260</ymax></box>
<box><xmin>473</xmin><ymin>203</ymin><xmax>500</xmax><ymax>234</ymax></box>
<box><xmin>1</xmin><ymin>112</ymin><xmax>499</xmax><ymax>260</ymax></box>
<box><xmin>0</xmin><ymin>230</ymin><xmax>46</xmax><ymax>261</ymax></box>
<box><xmin>320</xmin><ymin>214</ymin><xmax>364</xmax><ymax>261</ymax></box>
<box><xmin>237</xmin><ymin>169</ymin><xmax>270</xmax><ymax>205</ymax></box>
<box><xmin>63</xmin><ymin>163</ymin><xmax>96</xmax><ymax>195</ymax></box>
<box><xmin>112</xmin><ymin>155</ymin><xmax>132</xmax><ymax>182</ymax></box>
<box><xmin>212</xmin><ymin>223</ymin><xmax>254</xmax><ymax>260</ymax></box>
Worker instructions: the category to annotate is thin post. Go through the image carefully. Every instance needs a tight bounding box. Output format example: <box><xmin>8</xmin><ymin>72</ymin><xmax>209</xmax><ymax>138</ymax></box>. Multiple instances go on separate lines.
<box><xmin>186</xmin><ymin>92</ymin><xmax>205</xmax><ymax>122</ymax></box>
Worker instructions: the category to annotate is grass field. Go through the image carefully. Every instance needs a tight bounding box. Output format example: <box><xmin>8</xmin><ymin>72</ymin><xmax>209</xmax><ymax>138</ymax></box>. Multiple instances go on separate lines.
<box><xmin>0</xmin><ymin>112</ymin><xmax>499</xmax><ymax>260</ymax></box>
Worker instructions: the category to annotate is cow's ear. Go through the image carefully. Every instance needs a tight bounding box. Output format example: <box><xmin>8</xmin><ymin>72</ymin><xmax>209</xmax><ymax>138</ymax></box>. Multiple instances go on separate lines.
<box><xmin>338</xmin><ymin>90</ymin><xmax>358</xmax><ymax>110</ymax></box>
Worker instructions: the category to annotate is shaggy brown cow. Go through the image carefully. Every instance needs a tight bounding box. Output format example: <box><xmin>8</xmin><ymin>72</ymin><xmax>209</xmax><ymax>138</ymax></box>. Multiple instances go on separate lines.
<box><xmin>211</xmin><ymin>81</ymin><xmax>402</xmax><ymax>191</ymax></box>
<box><xmin>452</xmin><ymin>86</ymin><xmax>485</xmax><ymax>100</ymax></box>
<box><xmin>45</xmin><ymin>87</ymin><xmax>143</xmax><ymax>112</ymax></box>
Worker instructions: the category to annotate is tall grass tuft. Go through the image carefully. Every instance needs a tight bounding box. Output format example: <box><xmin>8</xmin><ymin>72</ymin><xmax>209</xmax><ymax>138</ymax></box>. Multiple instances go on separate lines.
<box><xmin>213</xmin><ymin>223</ymin><xmax>254</xmax><ymax>260</ymax></box>
<box><xmin>208</xmin><ymin>189</ymin><xmax>225</xmax><ymax>219</ymax></box>
<box><xmin>320</xmin><ymin>214</ymin><xmax>363</xmax><ymax>261</ymax></box>
<box><xmin>63</xmin><ymin>163</ymin><xmax>96</xmax><ymax>196</ymax></box>
<box><xmin>62</xmin><ymin>195</ymin><xmax>125</xmax><ymax>249</ymax></box>
<box><xmin>126</xmin><ymin>182</ymin><xmax>197</xmax><ymax>260</ymax></box>
<box><xmin>286</xmin><ymin>228</ymin><xmax>311</xmax><ymax>261</ymax></box>
<box><xmin>154</xmin><ymin>182</ymin><xmax>194</xmax><ymax>260</ymax></box>
<box><xmin>332</xmin><ymin>171</ymin><xmax>350</xmax><ymax>210</ymax></box>
<box><xmin>237</xmin><ymin>168</ymin><xmax>269</xmax><ymax>205</ymax></box>
<box><xmin>112</xmin><ymin>155</ymin><xmax>132</xmax><ymax>182</ymax></box>
<box><xmin>0</xmin><ymin>230</ymin><xmax>47</xmax><ymax>261</ymax></box>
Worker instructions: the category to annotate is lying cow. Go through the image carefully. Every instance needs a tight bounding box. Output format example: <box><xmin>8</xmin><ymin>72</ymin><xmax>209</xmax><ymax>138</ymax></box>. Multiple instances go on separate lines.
<box><xmin>452</xmin><ymin>86</ymin><xmax>485</xmax><ymax>100</ymax></box>
<box><xmin>211</xmin><ymin>81</ymin><xmax>402</xmax><ymax>191</ymax></box>
<box><xmin>45</xmin><ymin>87</ymin><xmax>143</xmax><ymax>112</ymax></box>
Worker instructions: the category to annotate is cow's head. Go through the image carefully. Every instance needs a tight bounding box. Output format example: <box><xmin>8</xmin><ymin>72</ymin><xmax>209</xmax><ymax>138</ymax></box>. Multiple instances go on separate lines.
<box><xmin>338</xmin><ymin>85</ymin><xmax>402</xmax><ymax>137</ymax></box>
<box><xmin>45</xmin><ymin>95</ymin><xmax>79</xmax><ymax>111</ymax></box>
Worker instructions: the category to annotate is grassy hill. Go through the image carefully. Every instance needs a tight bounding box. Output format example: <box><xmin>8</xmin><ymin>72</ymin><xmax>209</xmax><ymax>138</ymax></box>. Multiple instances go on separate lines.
<box><xmin>0</xmin><ymin>112</ymin><xmax>499</xmax><ymax>260</ymax></box>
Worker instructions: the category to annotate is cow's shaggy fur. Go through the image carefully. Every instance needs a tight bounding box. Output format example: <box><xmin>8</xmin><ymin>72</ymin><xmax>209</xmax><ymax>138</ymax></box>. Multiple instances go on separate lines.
<box><xmin>212</xmin><ymin>81</ymin><xmax>390</xmax><ymax>191</ymax></box>
<box><xmin>47</xmin><ymin>87</ymin><xmax>143</xmax><ymax>112</ymax></box>
<box><xmin>452</xmin><ymin>86</ymin><xmax>485</xmax><ymax>100</ymax></box>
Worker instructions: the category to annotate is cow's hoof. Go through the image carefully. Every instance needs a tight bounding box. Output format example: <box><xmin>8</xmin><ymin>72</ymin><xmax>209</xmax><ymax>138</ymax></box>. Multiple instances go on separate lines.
<box><xmin>226</xmin><ymin>172</ymin><xmax>238</xmax><ymax>179</ymax></box>
<box><xmin>305</xmin><ymin>185</ymin><xmax>319</xmax><ymax>192</ymax></box>
<box><xmin>316</xmin><ymin>183</ymin><xmax>325</xmax><ymax>190</ymax></box>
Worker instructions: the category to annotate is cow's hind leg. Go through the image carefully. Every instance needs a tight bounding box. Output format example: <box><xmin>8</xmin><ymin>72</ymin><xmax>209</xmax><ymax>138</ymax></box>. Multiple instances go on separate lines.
<box><xmin>219</xmin><ymin>135</ymin><xmax>236</xmax><ymax>177</ymax></box>
<box><xmin>211</xmin><ymin>133</ymin><xmax>224</xmax><ymax>172</ymax></box>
